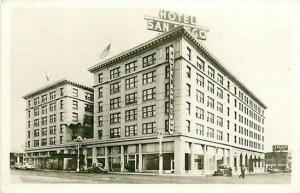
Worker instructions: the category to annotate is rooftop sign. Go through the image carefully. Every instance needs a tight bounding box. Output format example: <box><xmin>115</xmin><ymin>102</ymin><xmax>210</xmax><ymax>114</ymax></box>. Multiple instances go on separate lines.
<box><xmin>272</xmin><ymin>145</ymin><xmax>288</xmax><ymax>152</ymax></box>
<box><xmin>145</xmin><ymin>9</ymin><xmax>209</xmax><ymax>40</ymax></box>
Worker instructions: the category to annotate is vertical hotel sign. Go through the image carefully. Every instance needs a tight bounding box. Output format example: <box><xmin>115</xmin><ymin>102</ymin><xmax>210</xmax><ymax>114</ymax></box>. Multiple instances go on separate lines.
<box><xmin>168</xmin><ymin>47</ymin><xmax>175</xmax><ymax>134</ymax></box>
<box><xmin>145</xmin><ymin>9</ymin><xmax>209</xmax><ymax>40</ymax></box>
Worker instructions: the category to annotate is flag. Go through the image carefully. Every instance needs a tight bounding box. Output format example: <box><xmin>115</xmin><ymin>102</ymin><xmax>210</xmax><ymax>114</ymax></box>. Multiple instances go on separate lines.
<box><xmin>46</xmin><ymin>74</ymin><xmax>50</xmax><ymax>81</ymax></box>
<box><xmin>100</xmin><ymin>43</ymin><xmax>111</xmax><ymax>59</ymax></box>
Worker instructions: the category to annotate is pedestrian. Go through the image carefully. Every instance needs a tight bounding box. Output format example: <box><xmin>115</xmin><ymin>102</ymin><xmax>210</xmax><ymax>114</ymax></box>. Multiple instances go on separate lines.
<box><xmin>239</xmin><ymin>165</ymin><xmax>244</xmax><ymax>178</ymax></box>
<box><xmin>227</xmin><ymin>167</ymin><xmax>232</xmax><ymax>177</ymax></box>
<box><xmin>242</xmin><ymin>166</ymin><xmax>246</xmax><ymax>178</ymax></box>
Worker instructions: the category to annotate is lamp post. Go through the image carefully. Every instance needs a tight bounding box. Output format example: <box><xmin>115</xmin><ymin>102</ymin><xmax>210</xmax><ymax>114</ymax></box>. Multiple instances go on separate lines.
<box><xmin>157</xmin><ymin>130</ymin><xmax>163</xmax><ymax>175</ymax></box>
<box><xmin>73</xmin><ymin>136</ymin><xmax>85</xmax><ymax>172</ymax></box>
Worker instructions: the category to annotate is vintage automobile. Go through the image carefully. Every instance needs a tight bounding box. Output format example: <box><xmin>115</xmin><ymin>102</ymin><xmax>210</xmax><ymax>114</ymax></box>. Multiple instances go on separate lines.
<box><xmin>21</xmin><ymin>163</ymin><xmax>35</xmax><ymax>170</ymax></box>
<box><xmin>86</xmin><ymin>163</ymin><xmax>108</xmax><ymax>173</ymax></box>
<box><xmin>12</xmin><ymin>163</ymin><xmax>23</xmax><ymax>169</ymax></box>
<box><xmin>213</xmin><ymin>164</ymin><xmax>232</xmax><ymax>176</ymax></box>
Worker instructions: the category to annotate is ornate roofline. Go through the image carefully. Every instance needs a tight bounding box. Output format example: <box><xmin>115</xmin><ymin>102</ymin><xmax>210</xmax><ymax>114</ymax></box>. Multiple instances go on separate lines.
<box><xmin>87</xmin><ymin>26</ymin><xmax>266</xmax><ymax>109</ymax></box>
<box><xmin>23</xmin><ymin>79</ymin><xmax>93</xmax><ymax>100</ymax></box>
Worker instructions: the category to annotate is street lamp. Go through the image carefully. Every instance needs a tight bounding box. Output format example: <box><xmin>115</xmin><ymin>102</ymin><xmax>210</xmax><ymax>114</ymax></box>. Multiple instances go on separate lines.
<box><xmin>73</xmin><ymin>136</ymin><xmax>85</xmax><ymax>172</ymax></box>
<box><xmin>157</xmin><ymin>130</ymin><xmax>163</xmax><ymax>175</ymax></box>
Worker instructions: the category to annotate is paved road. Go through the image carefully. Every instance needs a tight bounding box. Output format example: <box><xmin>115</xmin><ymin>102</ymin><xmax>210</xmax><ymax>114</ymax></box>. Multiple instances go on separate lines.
<box><xmin>10</xmin><ymin>169</ymin><xmax>291</xmax><ymax>184</ymax></box>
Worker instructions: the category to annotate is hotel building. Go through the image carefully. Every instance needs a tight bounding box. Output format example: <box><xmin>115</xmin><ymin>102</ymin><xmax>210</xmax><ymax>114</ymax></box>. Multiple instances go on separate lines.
<box><xmin>23</xmin><ymin>79</ymin><xmax>93</xmax><ymax>170</ymax></box>
<box><xmin>86</xmin><ymin>26</ymin><xmax>267</xmax><ymax>175</ymax></box>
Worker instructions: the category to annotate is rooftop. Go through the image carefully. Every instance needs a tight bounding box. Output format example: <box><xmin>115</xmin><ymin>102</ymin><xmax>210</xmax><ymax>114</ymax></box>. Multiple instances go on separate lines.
<box><xmin>88</xmin><ymin>26</ymin><xmax>266</xmax><ymax>109</ymax></box>
<box><xmin>23</xmin><ymin>78</ymin><xmax>93</xmax><ymax>100</ymax></box>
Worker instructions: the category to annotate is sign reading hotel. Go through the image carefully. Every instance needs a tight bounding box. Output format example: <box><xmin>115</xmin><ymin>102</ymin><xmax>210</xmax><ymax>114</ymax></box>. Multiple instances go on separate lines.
<box><xmin>272</xmin><ymin>145</ymin><xmax>288</xmax><ymax>152</ymax></box>
<box><xmin>168</xmin><ymin>46</ymin><xmax>175</xmax><ymax>134</ymax></box>
<box><xmin>145</xmin><ymin>9</ymin><xmax>209</xmax><ymax>40</ymax></box>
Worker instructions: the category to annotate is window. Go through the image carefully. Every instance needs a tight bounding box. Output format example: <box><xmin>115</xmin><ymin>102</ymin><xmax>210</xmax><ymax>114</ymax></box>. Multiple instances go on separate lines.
<box><xmin>125</xmin><ymin>125</ymin><xmax>137</xmax><ymax>136</ymax></box>
<box><xmin>98</xmin><ymin>116</ymin><xmax>103</xmax><ymax>127</ymax></box>
<box><xmin>165</xmin><ymin>65</ymin><xmax>170</xmax><ymax>79</ymax></box>
<box><xmin>41</xmin><ymin>116</ymin><xmax>47</xmax><ymax>125</ymax></box>
<box><xmin>34</xmin><ymin>140</ymin><xmax>39</xmax><ymax>147</ymax></box>
<box><xmin>142</xmin><ymin>105</ymin><xmax>156</xmax><ymax>118</ymax></box>
<box><xmin>98</xmin><ymin>130</ymin><xmax>103</xmax><ymax>140</ymax></box>
<box><xmin>41</xmin><ymin>138</ymin><xmax>47</xmax><ymax>146</ymax></box>
<box><xmin>142</xmin><ymin>122</ymin><xmax>156</xmax><ymax>134</ymax></box>
<box><xmin>143</xmin><ymin>53</ymin><xmax>156</xmax><ymax>68</ymax></box>
<box><xmin>217</xmin><ymin>102</ymin><xmax>223</xmax><ymax>113</ymax></box>
<box><xmin>166</xmin><ymin>45</ymin><xmax>173</xmax><ymax>60</ymax></box>
<box><xmin>196</xmin><ymin>74</ymin><xmax>204</xmax><ymax>87</ymax></box>
<box><xmin>98</xmin><ymin>101</ymin><xmax>103</xmax><ymax>112</ymax></box>
<box><xmin>72</xmin><ymin>112</ymin><xmax>78</xmax><ymax>122</ymax></box>
<box><xmin>197</xmin><ymin>57</ymin><xmax>205</xmax><ymax>71</ymax></box>
<box><xmin>186</xmin><ymin>102</ymin><xmax>191</xmax><ymax>114</ymax></box>
<box><xmin>227</xmin><ymin>133</ymin><xmax>230</xmax><ymax>142</ymax></box>
<box><xmin>60</xmin><ymin>125</ymin><xmax>64</xmax><ymax>133</ymax></box>
<box><xmin>217</xmin><ymin>116</ymin><xmax>223</xmax><ymax>127</ymax></box>
<box><xmin>217</xmin><ymin>131</ymin><xmax>223</xmax><ymax>140</ymax></box>
<box><xmin>50</xmin><ymin>114</ymin><xmax>56</xmax><ymax>123</ymax></box>
<box><xmin>217</xmin><ymin>87</ymin><xmax>223</xmax><ymax>99</ymax></box>
<box><xmin>60</xmin><ymin>112</ymin><xmax>64</xmax><ymax>121</ymax></box>
<box><xmin>186</xmin><ymin>120</ymin><xmax>191</xmax><ymax>132</ymax></box>
<box><xmin>110</xmin><ymin>128</ymin><xmax>121</xmax><ymax>138</ymax></box>
<box><xmin>41</xmin><ymin>94</ymin><xmax>47</xmax><ymax>103</ymax></box>
<box><xmin>50</xmin><ymin>137</ymin><xmax>56</xmax><ymax>145</ymax></box>
<box><xmin>227</xmin><ymin>80</ymin><xmax>230</xmax><ymax>90</ymax></box>
<box><xmin>227</xmin><ymin>94</ymin><xmax>230</xmax><ymax>103</ymax></box>
<box><xmin>196</xmin><ymin>124</ymin><xmax>204</xmax><ymax>135</ymax></box>
<box><xmin>28</xmin><ymin>110</ymin><xmax>31</xmax><ymax>118</ymax></box>
<box><xmin>34</xmin><ymin>129</ymin><xmax>39</xmax><ymax>137</ymax></box>
<box><xmin>196</xmin><ymin>90</ymin><xmax>204</xmax><ymax>103</ymax></box>
<box><xmin>186</xmin><ymin>83</ymin><xmax>191</xmax><ymax>97</ymax></box>
<box><xmin>98</xmin><ymin>87</ymin><xmax>103</xmax><ymax>98</ymax></box>
<box><xmin>72</xmin><ymin>100</ymin><xmax>78</xmax><ymax>109</ymax></box>
<box><xmin>207</xmin><ymin>128</ymin><xmax>214</xmax><ymax>138</ymax></box>
<box><xmin>98</xmin><ymin>73</ymin><xmax>103</xmax><ymax>83</ymax></box>
<box><xmin>125</xmin><ymin>109</ymin><xmax>137</xmax><ymax>121</ymax></box>
<box><xmin>208</xmin><ymin>66</ymin><xmax>215</xmax><ymax>79</ymax></box>
<box><xmin>165</xmin><ymin>101</ymin><xmax>170</xmax><ymax>114</ymax></box>
<box><xmin>125</xmin><ymin>77</ymin><xmax>137</xmax><ymax>89</ymax></box>
<box><xmin>196</xmin><ymin>107</ymin><xmax>204</xmax><ymax>120</ymax></box>
<box><xmin>187</xmin><ymin>47</ymin><xmax>191</xmax><ymax>61</ymax></box>
<box><xmin>34</xmin><ymin>108</ymin><xmax>39</xmax><ymax>116</ymax></box>
<box><xmin>60</xmin><ymin>87</ymin><xmax>64</xmax><ymax>96</ymax></box>
<box><xmin>142</xmin><ymin>71</ymin><xmax>156</xmax><ymax>84</ymax></box>
<box><xmin>73</xmin><ymin>88</ymin><xmax>78</xmax><ymax>97</ymax></box>
<box><xmin>186</xmin><ymin>65</ymin><xmax>191</xmax><ymax>78</ymax></box>
<box><xmin>85</xmin><ymin>92</ymin><xmax>93</xmax><ymax>101</ymax></box>
<box><xmin>110</xmin><ymin>97</ymin><xmax>121</xmax><ymax>109</ymax></box>
<box><xmin>50</xmin><ymin>102</ymin><xmax>56</xmax><ymax>111</ymax></box>
<box><xmin>110</xmin><ymin>113</ymin><xmax>121</xmax><ymax>124</ymax></box>
<box><xmin>49</xmin><ymin>126</ymin><xmax>56</xmax><ymax>135</ymax></box>
<box><xmin>34</xmin><ymin>119</ymin><xmax>39</xmax><ymax>127</ymax></box>
<box><xmin>34</xmin><ymin>97</ymin><xmax>39</xmax><ymax>105</ymax></box>
<box><xmin>207</xmin><ymin>97</ymin><xmax>214</xmax><ymax>109</ymax></box>
<box><xmin>165</xmin><ymin>83</ymin><xmax>170</xmax><ymax>98</ymax></box>
<box><xmin>142</xmin><ymin>87</ymin><xmax>156</xmax><ymax>101</ymax></box>
<box><xmin>28</xmin><ymin>121</ymin><xmax>31</xmax><ymax>128</ymax></box>
<box><xmin>125</xmin><ymin>61</ymin><xmax>137</xmax><ymax>74</ymax></box>
<box><xmin>27</xmin><ymin>141</ymin><xmax>30</xmax><ymax>148</ymax></box>
<box><xmin>207</xmin><ymin>112</ymin><xmax>214</xmax><ymax>123</ymax></box>
<box><xmin>60</xmin><ymin>100</ymin><xmax>63</xmax><ymax>109</ymax></box>
<box><xmin>125</xmin><ymin>92</ymin><xmax>137</xmax><ymax>105</ymax></box>
<box><xmin>207</xmin><ymin>81</ymin><xmax>214</xmax><ymax>93</ymax></box>
<box><xmin>110</xmin><ymin>67</ymin><xmax>120</xmax><ymax>79</ymax></box>
<box><xmin>42</xmin><ymin>128</ymin><xmax>47</xmax><ymax>136</ymax></box>
<box><xmin>110</xmin><ymin>82</ymin><xmax>120</xmax><ymax>94</ymax></box>
<box><xmin>60</xmin><ymin>136</ymin><xmax>63</xmax><ymax>144</ymax></box>
<box><xmin>217</xmin><ymin>74</ymin><xmax>223</xmax><ymax>85</ymax></box>
<box><xmin>28</xmin><ymin>100</ymin><xmax>31</xmax><ymax>108</ymax></box>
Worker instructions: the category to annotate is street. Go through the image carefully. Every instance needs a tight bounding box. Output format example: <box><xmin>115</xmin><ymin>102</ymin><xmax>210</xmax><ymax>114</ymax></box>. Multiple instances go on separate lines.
<box><xmin>10</xmin><ymin>169</ymin><xmax>291</xmax><ymax>184</ymax></box>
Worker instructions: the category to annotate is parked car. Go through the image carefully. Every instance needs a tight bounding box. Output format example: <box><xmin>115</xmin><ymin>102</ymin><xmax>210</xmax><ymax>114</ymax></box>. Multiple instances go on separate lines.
<box><xmin>86</xmin><ymin>163</ymin><xmax>108</xmax><ymax>173</ymax></box>
<box><xmin>22</xmin><ymin>163</ymin><xmax>35</xmax><ymax>170</ymax></box>
<box><xmin>213</xmin><ymin>164</ymin><xmax>231</xmax><ymax>176</ymax></box>
<box><xmin>12</xmin><ymin>163</ymin><xmax>23</xmax><ymax>169</ymax></box>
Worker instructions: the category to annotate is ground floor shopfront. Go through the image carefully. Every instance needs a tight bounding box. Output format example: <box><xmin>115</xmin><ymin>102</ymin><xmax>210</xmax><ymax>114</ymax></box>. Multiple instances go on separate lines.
<box><xmin>24</xmin><ymin>135</ymin><xmax>265</xmax><ymax>175</ymax></box>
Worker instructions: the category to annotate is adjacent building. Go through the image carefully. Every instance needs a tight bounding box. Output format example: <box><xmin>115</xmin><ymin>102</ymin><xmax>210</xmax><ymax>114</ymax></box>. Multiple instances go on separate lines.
<box><xmin>23</xmin><ymin>79</ymin><xmax>93</xmax><ymax>170</ymax></box>
<box><xmin>86</xmin><ymin>26</ymin><xmax>267</xmax><ymax>175</ymax></box>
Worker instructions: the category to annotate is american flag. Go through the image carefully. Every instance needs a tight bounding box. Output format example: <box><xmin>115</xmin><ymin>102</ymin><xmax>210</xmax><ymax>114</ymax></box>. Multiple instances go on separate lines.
<box><xmin>100</xmin><ymin>43</ymin><xmax>111</xmax><ymax>59</ymax></box>
<box><xmin>46</xmin><ymin>74</ymin><xmax>50</xmax><ymax>81</ymax></box>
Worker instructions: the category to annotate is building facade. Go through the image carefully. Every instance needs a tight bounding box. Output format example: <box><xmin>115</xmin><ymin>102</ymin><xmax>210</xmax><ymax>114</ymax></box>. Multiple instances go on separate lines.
<box><xmin>86</xmin><ymin>26</ymin><xmax>267</xmax><ymax>175</ymax></box>
<box><xmin>23</xmin><ymin>79</ymin><xmax>93</xmax><ymax>170</ymax></box>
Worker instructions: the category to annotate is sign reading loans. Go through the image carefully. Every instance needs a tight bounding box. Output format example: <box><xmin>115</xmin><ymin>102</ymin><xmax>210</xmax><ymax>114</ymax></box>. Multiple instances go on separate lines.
<box><xmin>145</xmin><ymin>9</ymin><xmax>209</xmax><ymax>40</ymax></box>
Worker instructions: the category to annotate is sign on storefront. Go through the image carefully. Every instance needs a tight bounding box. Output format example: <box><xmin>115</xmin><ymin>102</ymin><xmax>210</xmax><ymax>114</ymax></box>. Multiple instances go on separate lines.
<box><xmin>145</xmin><ymin>9</ymin><xmax>209</xmax><ymax>40</ymax></box>
<box><xmin>272</xmin><ymin>145</ymin><xmax>288</xmax><ymax>152</ymax></box>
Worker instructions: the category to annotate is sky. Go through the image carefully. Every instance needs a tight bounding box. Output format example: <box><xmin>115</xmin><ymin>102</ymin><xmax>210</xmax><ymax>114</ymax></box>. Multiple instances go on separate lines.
<box><xmin>5</xmin><ymin>3</ymin><xmax>293</xmax><ymax>153</ymax></box>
